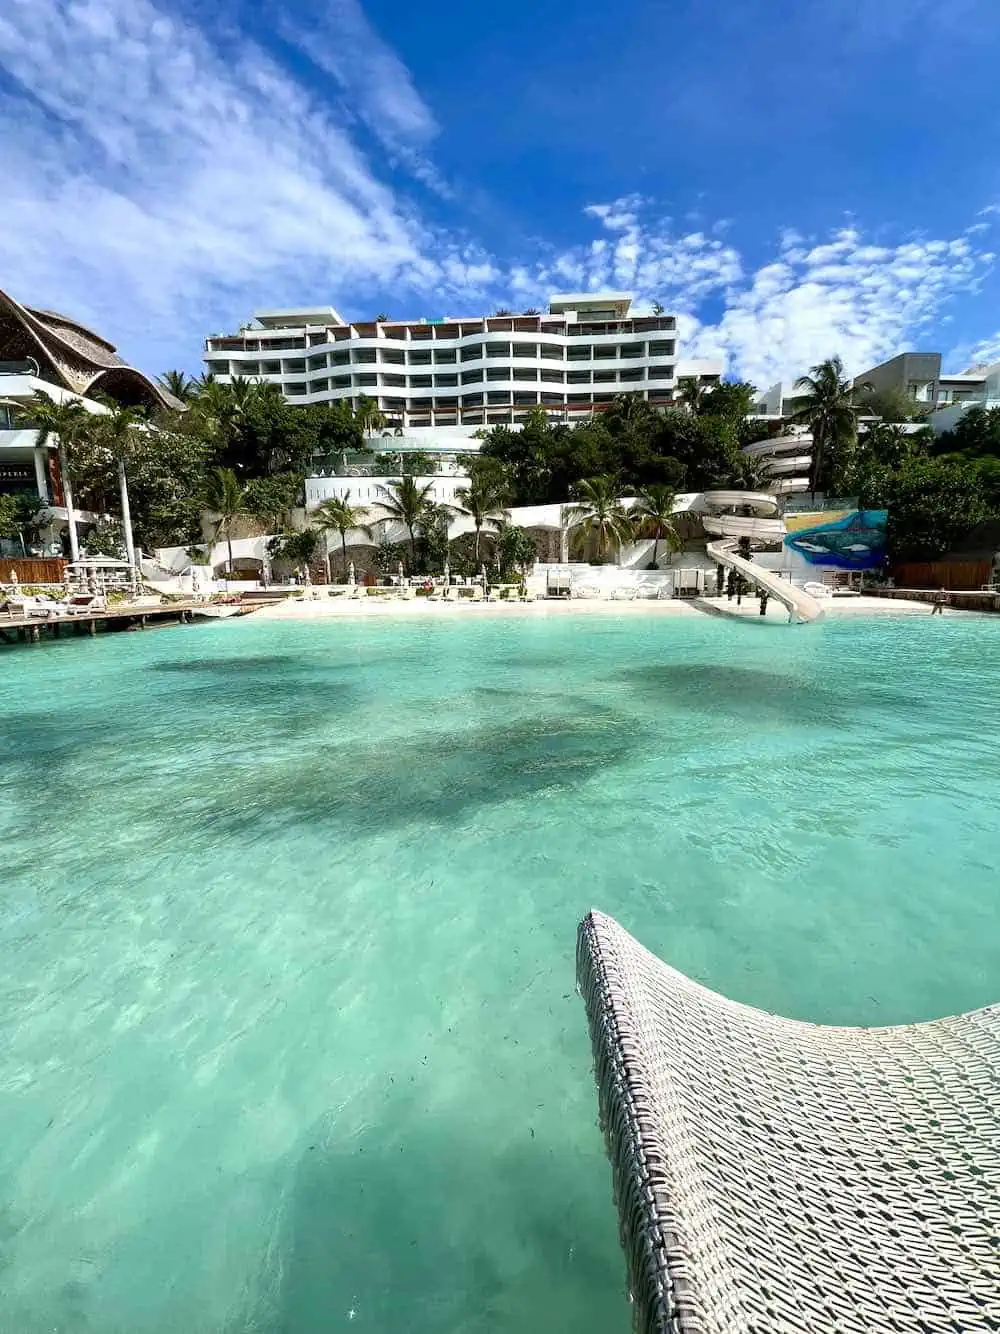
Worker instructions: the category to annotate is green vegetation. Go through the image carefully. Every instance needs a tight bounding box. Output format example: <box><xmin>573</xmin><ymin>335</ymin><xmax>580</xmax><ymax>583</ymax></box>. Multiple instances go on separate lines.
<box><xmin>0</xmin><ymin>491</ymin><xmax>44</xmax><ymax>554</ymax></box>
<box><xmin>789</xmin><ymin>356</ymin><xmax>861</xmax><ymax>495</ymax></box>
<box><xmin>204</xmin><ymin>467</ymin><xmax>251</xmax><ymax>575</ymax></box>
<box><xmin>314</xmin><ymin>493</ymin><xmax>373</xmax><ymax>580</ymax></box>
<box><xmin>454</xmin><ymin>468</ymin><xmax>509</xmax><ymax>560</ymax></box>
<box><xmin>14</xmin><ymin>378</ymin><xmax>375</xmax><ymax>556</ymax></box>
<box><xmin>630</xmin><ymin>485</ymin><xmax>681</xmax><ymax>567</ymax></box>
<box><xmin>477</xmin><ymin>393</ymin><xmax>758</xmax><ymax>505</ymax></box>
<box><xmin>374</xmin><ymin>476</ymin><xmax>439</xmax><ymax>569</ymax></box>
<box><xmin>564</xmin><ymin>476</ymin><xmax>634</xmax><ymax>562</ymax></box>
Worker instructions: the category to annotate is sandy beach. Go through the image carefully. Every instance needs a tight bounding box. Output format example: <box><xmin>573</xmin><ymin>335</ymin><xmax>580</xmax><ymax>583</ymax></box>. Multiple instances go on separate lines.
<box><xmin>250</xmin><ymin>593</ymin><xmax>967</xmax><ymax>622</ymax></box>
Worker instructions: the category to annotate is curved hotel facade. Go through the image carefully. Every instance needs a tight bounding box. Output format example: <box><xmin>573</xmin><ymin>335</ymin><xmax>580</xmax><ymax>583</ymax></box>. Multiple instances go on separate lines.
<box><xmin>203</xmin><ymin>292</ymin><xmax>722</xmax><ymax>431</ymax></box>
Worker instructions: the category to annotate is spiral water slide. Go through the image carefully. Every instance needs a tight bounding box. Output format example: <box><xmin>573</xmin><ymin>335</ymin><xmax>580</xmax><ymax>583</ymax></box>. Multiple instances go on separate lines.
<box><xmin>698</xmin><ymin>490</ymin><xmax>824</xmax><ymax>624</ymax></box>
<box><xmin>741</xmin><ymin>430</ymin><xmax>813</xmax><ymax>496</ymax></box>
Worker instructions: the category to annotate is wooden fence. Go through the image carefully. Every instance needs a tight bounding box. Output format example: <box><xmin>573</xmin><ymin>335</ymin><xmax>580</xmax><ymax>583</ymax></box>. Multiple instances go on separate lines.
<box><xmin>892</xmin><ymin>559</ymin><xmax>992</xmax><ymax>590</ymax></box>
<box><xmin>3</xmin><ymin>557</ymin><xmax>67</xmax><ymax>584</ymax></box>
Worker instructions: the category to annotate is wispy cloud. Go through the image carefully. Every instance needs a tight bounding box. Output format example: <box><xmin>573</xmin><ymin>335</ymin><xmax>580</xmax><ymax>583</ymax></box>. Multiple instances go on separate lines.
<box><xmin>947</xmin><ymin>330</ymin><xmax>1000</xmax><ymax>372</ymax></box>
<box><xmin>686</xmin><ymin>227</ymin><xmax>995</xmax><ymax>385</ymax></box>
<box><xmin>0</xmin><ymin>5</ymin><xmax>997</xmax><ymax>390</ymax></box>
<box><xmin>484</xmin><ymin>199</ymin><xmax>996</xmax><ymax>387</ymax></box>
<box><xmin>501</xmin><ymin>195</ymin><xmax>743</xmax><ymax>307</ymax></box>
<box><xmin>0</xmin><ymin>0</ymin><xmax>475</xmax><ymax>371</ymax></box>
<box><xmin>277</xmin><ymin>0</ymin><xmax>449</xmax><ymax>195</ymax></box>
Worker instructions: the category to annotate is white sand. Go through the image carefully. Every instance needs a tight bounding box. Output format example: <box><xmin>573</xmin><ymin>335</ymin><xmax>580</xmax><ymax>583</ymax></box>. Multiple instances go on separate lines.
<box><xmin>250</xmin><ymin>593</ymin><xmax>965</xmax><ymax>622</ymax></box>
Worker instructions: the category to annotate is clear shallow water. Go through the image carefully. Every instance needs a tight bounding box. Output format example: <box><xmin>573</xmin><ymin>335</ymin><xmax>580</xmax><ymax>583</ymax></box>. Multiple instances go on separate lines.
<box><xmin>2</xmin><ymin>611</ymin><xmax>1000</xmax><ymax>1333</ymax></box>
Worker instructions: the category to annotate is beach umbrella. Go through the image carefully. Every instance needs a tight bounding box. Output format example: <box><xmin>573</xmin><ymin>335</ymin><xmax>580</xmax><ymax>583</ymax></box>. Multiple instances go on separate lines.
<box><xmin>443</xmin><ymin>559</ymin><xmax>450</xmax><ymax>583</ymax></box>
<box><xmin>348</xmin><ymin>560</ymin><xmax>356</xmax><ymax>586</ymax></box>
<box><xmin>397</xmin><ymin>560</ymin><xmax>405</xmax><ymax>584</ymax></box>
<box><xmin>8</xmin><ymin>569</ymin><xmax>18</xmax><ymax>589</ymax></box>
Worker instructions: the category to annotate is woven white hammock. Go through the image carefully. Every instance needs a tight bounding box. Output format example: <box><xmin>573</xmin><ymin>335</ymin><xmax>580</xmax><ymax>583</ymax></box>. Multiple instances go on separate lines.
<box><xmin>577</xmin><ymin>910</ymin><xmax>1000</xmax><ymax>1333</ymax></box>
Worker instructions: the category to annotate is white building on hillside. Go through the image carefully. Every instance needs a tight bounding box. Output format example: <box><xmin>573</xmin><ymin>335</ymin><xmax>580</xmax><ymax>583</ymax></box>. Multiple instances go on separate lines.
<box><xmin>203</xmin><ymin>293</ymin><xmax>722</xmax><ymax>435</ymax></box>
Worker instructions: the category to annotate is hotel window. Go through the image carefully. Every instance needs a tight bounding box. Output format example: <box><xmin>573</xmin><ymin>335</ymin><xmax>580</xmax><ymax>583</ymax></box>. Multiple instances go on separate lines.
<box><xmin>461</xmin><ymin>369</ymin><xmax>484</xmax><ymax>384</ymax></box>
<box><xmin>409</xmin><ymin>375</ymin><xmax>432</xmax><ymax>388</ymax></box>
<box><xmin>434</xmin><ymin>374</ymin><xmax>459</xmax><ymax>388</ymax></box>
<box><xmin>433</xmin><ymin>350</ymin><xmax>457</xmax><ymax>364</ymax></box>
<box><xmin>460</xmin><ymin>344</ymin><xmax>483</xmax><ymax>361</ymax></box>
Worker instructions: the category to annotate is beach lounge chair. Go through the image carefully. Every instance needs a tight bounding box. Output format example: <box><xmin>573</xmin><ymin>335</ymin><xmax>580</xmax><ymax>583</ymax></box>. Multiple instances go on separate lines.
<box><xmin>4</xmin><ymin>595</ymin><xmax>67</xmax><ymax>619</ymax></box>
<box><xmin>577</xmin><ymin>910</ymin><xmax>1000</xmax><ymax>1334</ymax></box>
<box><xmin>65</xmin><ymin>592</ymin><xmax>108</xmax><ymax>615</ymax></box>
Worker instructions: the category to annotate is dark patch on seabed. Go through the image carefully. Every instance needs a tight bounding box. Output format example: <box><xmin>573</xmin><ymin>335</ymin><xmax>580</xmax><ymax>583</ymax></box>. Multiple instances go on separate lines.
<box><xmin>150</xmin><ymin>654</ymin><xmax>308</xmax><ymax>674</ymax></box>
<box><xmin>183</xmin><ymin>707</ymin><xmax>647</xmax><ymax>839</ymax></box>
<box><xmin>619</xmin><ymin>661</ymin><xmax>916</xmax><ymax>727</ymax></box>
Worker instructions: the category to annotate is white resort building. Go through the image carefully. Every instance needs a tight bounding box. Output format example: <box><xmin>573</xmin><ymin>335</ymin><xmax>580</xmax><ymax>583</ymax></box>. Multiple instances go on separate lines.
<box><xmin>203</xmin><ymin>292</ymin><xmax>722</xmax><ymax>433</ymax></box>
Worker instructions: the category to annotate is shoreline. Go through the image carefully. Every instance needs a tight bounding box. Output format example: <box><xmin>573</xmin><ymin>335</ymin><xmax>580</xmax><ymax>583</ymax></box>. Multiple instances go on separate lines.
<box><xmin>249</xmin><ymin>594</ymin><xmax>974</xmax><ymax>622</ymax></box>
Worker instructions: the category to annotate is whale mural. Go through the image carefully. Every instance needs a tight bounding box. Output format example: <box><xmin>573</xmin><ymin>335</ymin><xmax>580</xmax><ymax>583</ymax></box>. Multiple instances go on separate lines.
<box><xmin>783</xmin><ymin>510</ymin><xmax>888</xmax><ymax>571</ymax></box>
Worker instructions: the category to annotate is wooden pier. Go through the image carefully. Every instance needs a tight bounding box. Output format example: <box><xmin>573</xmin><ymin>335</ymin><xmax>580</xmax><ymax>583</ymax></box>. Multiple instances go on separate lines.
<box><xmin>0</xmin><ymin>602</ymin><xmax>203</xmax><ymax>646</ymax></box>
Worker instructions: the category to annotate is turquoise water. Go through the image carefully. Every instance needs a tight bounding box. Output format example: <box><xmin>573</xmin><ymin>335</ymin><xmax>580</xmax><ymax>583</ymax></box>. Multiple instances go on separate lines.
<box><xmin>2</xmin><ymin>611</ymin><xmax>1000</xmax><ymax>1332</ymax></box>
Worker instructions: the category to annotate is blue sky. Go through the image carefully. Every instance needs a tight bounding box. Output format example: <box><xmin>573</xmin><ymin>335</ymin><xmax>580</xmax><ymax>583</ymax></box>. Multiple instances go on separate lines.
<box><xmin>2</xmin><ymin>0</ymin><xmax>1000</xmax><ymax>386</ymax></box>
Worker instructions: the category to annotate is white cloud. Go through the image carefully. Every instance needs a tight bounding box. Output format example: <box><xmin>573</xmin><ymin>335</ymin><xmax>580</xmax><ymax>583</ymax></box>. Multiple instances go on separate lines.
<box><xmin>0</xmin><ymin>5</ymin><xmax>997</xmax><ymax>394</ymax></box>
<box><xmin>947</xmin><ymin>331</ymin><xmax>1000</xmax><ymax>371</ymax></box>
<box><xmin>0</xmin><ymin>0</ymin><xmax>479</xmax><ymax>373</ymax></box>
<box><xmin>277</xmin><ymin>0</ymin><xmax>449</xmax><ymax>195</ymax></box>
<box><xmin>515</xmin><ymin>195</ymin><xmax>742</xmax><ymax>304</ymax></box>
<box><xmin>685</xmin><ymin>227</ymin><xmax>994</xmax><ymax>385</ymax></box>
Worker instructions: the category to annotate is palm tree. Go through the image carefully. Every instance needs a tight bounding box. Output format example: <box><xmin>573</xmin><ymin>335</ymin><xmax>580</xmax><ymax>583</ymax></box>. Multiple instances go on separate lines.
<box><xmin>454</xmin><ymin>476</ymin><xmax>508</xmax><ymax>561</ymax></box>
<box><xmin>158</xmin><ymin>369</ymin><xmax>196</xmax><ymax>402</ymax></box>
<box><xmin>790</xmin><ymin>356</ymin><xmax>860</xmax><ymax>496</ymax></box>
<box><xmin>267</xmin><ymin>526</ymin><xmax>324</xmax><ymax>581</ymax></box>
<box><xmin>19</xmin><ymin>390</ymin><xmax>93</xmax><ymax>561</ymax></box>
<box><xmin>565</xmin><ymin>475</ymin><xmax>634</xmax><ymax>564</ymax></box>
<box><xmin>355</xmin><ymin>395</ymin><xmax>386</xmax><ymax>438</ymax></box>
<box><xmin>737</xmin><ymin>453</ymin><xmax>772</xmax><ymax>490</ymax></box>
<box><xmin>630</xmin><ymin>486</ymin><xmax>681</xmax><ymax>567</ymax></box>
<box><xmin>314</xmin><ymin>493</ymin><xmax>373</xmax><ymax>581</ymax></box>
<box><xmin>676</xmin><ymin>377</ymin><xmax>707</xmax><ymax>414</ymax></box>
<box><xmin>94</xmin><ymin>400</ymin><xmax>144</xmax><ymax>584</ymax></box>
<box><xmin>374</xmin><ymin>476</ymin><xmax>437</xmax><ymax>568</ymax></box>
<box><xmin>204</xmin><ymin>466</ymin><xmax>249</xmax><ymax>576</ymax></box>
